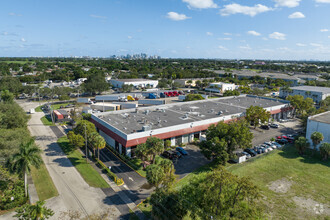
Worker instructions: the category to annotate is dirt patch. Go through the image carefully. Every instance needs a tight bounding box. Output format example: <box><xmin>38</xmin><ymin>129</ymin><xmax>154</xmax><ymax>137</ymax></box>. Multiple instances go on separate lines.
<box><xmin>293</xmin><ymin>196</ymin><xmax>330</xmax><ymax>216</ymax></box>
<box><xmin>268</xmin><ymin>178</ymin><xmax>293</xmax><ymax>193</ymax></box>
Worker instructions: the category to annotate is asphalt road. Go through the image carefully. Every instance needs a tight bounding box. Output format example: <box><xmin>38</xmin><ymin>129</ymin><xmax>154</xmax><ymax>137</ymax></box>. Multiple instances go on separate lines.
<box><xmin>13</xmin><ymin>100</ymin><xmax>122</xmax><ymax>219</ymax></box>
<box><xmin>99</xmin><ymin>148</ymin><xmax>151</xmax><ymax>205</ymax></box>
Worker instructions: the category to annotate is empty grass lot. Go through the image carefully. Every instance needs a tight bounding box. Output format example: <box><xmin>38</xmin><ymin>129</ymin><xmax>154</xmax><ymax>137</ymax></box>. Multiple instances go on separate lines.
<box><xmin>57</xmin><ymin>136</ymin><xmax>109</xmax><ymax>188</ymax></box>
<box><xmin>30</xmin><ymin>163</ymin><xmax>58</xmax><ymax>201</ymax></box>
<box><xmin>227</xmin><ymin>145</ymin><xmax>330</xmax><ymax>219</ymax></box>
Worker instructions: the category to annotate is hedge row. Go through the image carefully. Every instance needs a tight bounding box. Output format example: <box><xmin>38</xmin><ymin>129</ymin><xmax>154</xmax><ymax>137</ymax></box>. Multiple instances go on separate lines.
<box><xmin>96</xmin><ymin>159</ymin><xmax>124</xmax><ymax>186</ymax></box>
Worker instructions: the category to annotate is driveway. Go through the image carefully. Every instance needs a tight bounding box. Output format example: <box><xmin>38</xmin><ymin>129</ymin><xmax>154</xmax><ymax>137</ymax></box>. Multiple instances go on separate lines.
<box><xmin>14</xmin><ymin>100</ymin><xmax>122</xmax><ymax>219</ymax></box>
<box><xmin>174</xmin><ymin>145</ymin><xmax>211</xmax><ymax>179</ymax></box>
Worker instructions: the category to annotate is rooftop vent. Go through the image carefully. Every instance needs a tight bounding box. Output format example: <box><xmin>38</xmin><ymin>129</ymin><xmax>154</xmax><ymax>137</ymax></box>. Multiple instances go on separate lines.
<box><xmin>142</xmin><ymin>125</ymin><xmax>152</xmax><ymax>131</ymax></box>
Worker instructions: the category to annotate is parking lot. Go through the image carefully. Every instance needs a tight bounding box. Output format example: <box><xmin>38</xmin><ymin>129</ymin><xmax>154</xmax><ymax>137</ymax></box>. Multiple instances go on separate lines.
<box><xmin>251</xmin><ymin>119</ymin><xmax>303</xmax><ymax>146</ymax></box>
<box><xmin>173</xmin><ymin>144</ymin><xmax>210</xmax><ymax>179</ymax></box>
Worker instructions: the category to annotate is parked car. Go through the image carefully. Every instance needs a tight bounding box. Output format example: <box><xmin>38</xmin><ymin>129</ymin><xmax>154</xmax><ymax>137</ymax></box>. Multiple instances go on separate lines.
<box><xmin>271</xmin><ymin>141</ymin><xmax>282</xmax><ymax>148</ymax></box>
<box><xmin>161</xmin><ymin>151</ymin><xmax>173</xmax><ymax>159</ymax></box>
<box><xmin>276</xmin><ymin>139</ymin><xmax>288</xmax><ymax>144</ymax></box>
<box><xmin>170</xmin><ymin>150</ymin><xmax>181</xmax><ymax>159</ymax></box>
<box><xmin>253</xmin><ymin>146</ymin><xmax>263</xmax><ymax>154</ymax></box>
<box><xmin>241</xmin><ymin>151</ymin><xmax>251</xmax><ymax>159</ymax></box>
<box><xmin>260</xmin><ymin>145</ymin><xmax>269</xmax><ymax>153</ymax></box>
<box><xmin>260</xmin><ymin>125</ymin><xmax>270</xmax><ymax>130</ymax></box>
<box><xmin>269</xmin><ymin>123</ymin><xmax>279</xmax><ymax>128</ymax></box>
<box><xmin>244</xmin><ymin>148</ymin><xmax>257</xmax><ymax>157</ymax></box>
<box><xmin>176</xmin><ymin>147</ymin><xmax>188</xmax><ymax>155</ymax></box>
<box><xmin>264</xmin><ymin>142</ymin><xmax>277</xmax><ymax>149</ymax></box>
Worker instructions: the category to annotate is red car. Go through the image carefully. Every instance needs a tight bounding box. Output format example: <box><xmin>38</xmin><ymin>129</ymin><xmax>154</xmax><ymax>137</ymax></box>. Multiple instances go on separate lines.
<box><xmin>173</xmin><ymin>91</ymin><xmax>179</xmax><ymax>96</ymax></box>
<box><xmin>168</xmin><ymin>92</ymin><xmax>174</xmax><ymax>97</ymax></box>
<box><xmin>164</xmin><ymin>92</ymin><xmax>170</xmax><ymax>97</ymax></box>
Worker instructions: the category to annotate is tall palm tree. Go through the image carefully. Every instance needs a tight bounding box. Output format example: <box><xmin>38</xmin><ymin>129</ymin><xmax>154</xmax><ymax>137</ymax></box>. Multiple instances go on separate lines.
<box><xmin>9</xmin><ymin>139</ymin><xmax>42</xmax><ymax>196</ymax></box>
<box><xmin>94</xmin><ymin>135</ymin><xmax>106</xmax><ymax>160</ymax></box>
<box><xmin>311</xmin><ymin>132</ymin><xmax>324</xmax><ymax>153</ymax></box>
<box><xmin>88</xmin><ymin>132</ymin><xmax>99</xmax><ymax>156</ymax></box>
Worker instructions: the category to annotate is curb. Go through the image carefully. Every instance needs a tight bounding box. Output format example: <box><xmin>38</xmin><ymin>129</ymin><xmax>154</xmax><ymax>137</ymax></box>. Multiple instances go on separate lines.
<box><xmin>105</xmin><ymin>146</ymin><xmax>146</xmax><ymax>178</ymax></box>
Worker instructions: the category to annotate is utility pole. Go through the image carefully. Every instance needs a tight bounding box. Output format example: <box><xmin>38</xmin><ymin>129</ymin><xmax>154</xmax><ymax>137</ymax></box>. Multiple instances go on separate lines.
<box><xmin>84</xmin><ymin>123</ymin><xmax>88</xmax><ymax>163</ymax></box>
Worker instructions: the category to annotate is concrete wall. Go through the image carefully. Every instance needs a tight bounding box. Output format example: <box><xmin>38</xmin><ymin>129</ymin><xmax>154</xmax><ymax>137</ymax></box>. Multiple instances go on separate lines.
<box><xmin>110</xmin><ymin>79</ymin><xmax>158</xmax><ymax>88</ymax></box>
<box><xmin>306</xmin><ymin>119</ymin><xmax>330</xmax><ymax>150</ymax></box>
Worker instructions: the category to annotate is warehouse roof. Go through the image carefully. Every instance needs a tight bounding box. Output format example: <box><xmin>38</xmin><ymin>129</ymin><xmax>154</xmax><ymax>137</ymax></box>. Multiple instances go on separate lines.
<box><xmin>309</xmin><ymin>111</ymin><xmax>330</xmax><ymax>124</ymax></box>
<box><xmin>94</xmin><ymin>95</ymin><xmax>289</xmax><ymax>135</ymax></box>
<box><xmin>289</xmin><ymin>86</ymin><xmax>330</xmax><ymax>94</ymax></box>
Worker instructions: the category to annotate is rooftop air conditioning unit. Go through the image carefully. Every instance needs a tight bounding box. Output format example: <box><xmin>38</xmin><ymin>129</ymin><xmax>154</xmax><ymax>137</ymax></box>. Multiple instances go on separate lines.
<box><xmin>142</xmin><ymin>125</ymin><xmax>152</xmax><ymax>131</ymax></box>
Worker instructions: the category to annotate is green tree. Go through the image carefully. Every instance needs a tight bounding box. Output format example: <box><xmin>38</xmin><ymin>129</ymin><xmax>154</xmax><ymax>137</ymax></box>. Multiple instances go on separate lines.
<box><xmin>310</xmin><ymin>131</ymin><xmax>324</xmax><ymax>152</ymax></box>
<box><xmin>146</xmin><ymin>164</ymin><xmax>165</xmax><ymax>189</ymax></box>
<box><xmin>0</xmin><ymin>103</ymin><xmax>28</xmax><ymax>129</ymax></box>
<box><xmin>0</xmin><ymin>77</ymin><xmax>22</xmax><ymax>94</ymax></box>
<box><xmin>1</xmin><ymin>90</ymin><xmax>14</xmax><ymax>103</ymax></box>
<box><xmin>150</xmin><ymin>166</ymin><xmax>262</xmax><ymax>219</ymax></box>
<box><xmin>294</xmin><ymin>137</ymin><xmax>310</xmax><ymax>156</ymax></box>
<box><xmin>287</xmin><ymin>95</ymin><xmax>314</xmax><ymax>117</ymax></box>
<box><xmin>14</xmin><ymin>200</ymin><xmax>54</xmax><ymax>220</ymax></box>
<box><xmin>223</xmin><ymin>89</ymin><xmax>240</xmax><ymax>97</ymax></box>
<box><xmin>319</xmin><ymin>143</ymin><xmax>330</xmax><ymax>161</ymax></box>
<box><xmin>200</xmin><ymin>137</ymin><xmax>228</xmax><ymax>165</ymax></box>
<box><xmin>245</xmin><ymin>105</ymin><xmax>271</xmax><ymax>129</ymax></box>
<box><xmin>67</xmin><ymin>131</ymin><xmax>85</xmax><ymax>149</ymax></box>
<box><xmin>184</xmin><ymin>94</ymin><xmax>204</xmax><ymax>101</ymax></box>
<box><xmin>8</xmin><ymin>139</ymin><xmax>43</xmax><ymax>196</ymax></box>
<box><xmin>202</xmin><ymin>119</ymin><xmax>252</xmax><ymax>162</ymax></box>
<box><xmin>73</xmin><ymin>120</ymin><xmax>96</xmax><ymax>139</ymax></box>
<box><xmin>146</xmin><ymin>137</ymin><xmax>164</xmax><ymax>163</ymax></box>
<box><xmin>94</xmin><ymin>134</ymin><xmax>106</xmax><ymax>160</ymax></box>
<box><xmin>83</xmin><ymin>73</ymin><xmax>109</xmax><ymax>95</ymax></box>
<box><xmin>164</xmin><ymin>140</ymin><xmax>171</xmax><ymax>150</ymax></box>
<box><xmin>135</xmin><ymin>143</ymin><xmax>149</xmax><ymax>161</ymax></box>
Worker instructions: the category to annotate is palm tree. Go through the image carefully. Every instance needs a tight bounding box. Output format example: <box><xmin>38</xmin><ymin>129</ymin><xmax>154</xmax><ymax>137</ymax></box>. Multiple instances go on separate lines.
<box><xmin>9</xmin><ymin>139</ymin><xmax>42</xmax><ymax>196</ymax></box>
<box><xmin>94</xmin><ymin>135</ymin><xmax>106</xmax><ymax>160</ymax></box>
<box><xmin>135</xmin><ymin>143</ymin><xmax>149</xmax><ymax>161</ymax></box>
<box><xmin>88</xmin><ymin>132</ymin><xmax>99</xmax><ymax>156</ymax></box>
<box><xmin>311</xmin><ymin>132</ymin><xmax>324</xmax><ymax>153</ymax></box>
<box><xmin>294</xmin><ymin>137</ymin><xmax>310</xmax><ymax>156</ymax></box>
<box><xmin>14</xmin><ymin>200</ymin><xmax>54</xmax><ymax>220</ymax></box>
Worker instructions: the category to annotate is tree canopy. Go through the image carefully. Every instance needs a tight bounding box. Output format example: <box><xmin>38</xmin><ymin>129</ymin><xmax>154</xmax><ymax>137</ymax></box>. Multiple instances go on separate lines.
<box><xmin>287</xmin><ymin>95</ymin><xmax>314</xmax><ymax>117</ymax></box>
<box><xmin>184</xmin><ymin>94</ymin><xmax>204</xmax><ymax>102</ymax></box>
<box><xmin>200</xmin><ymin>119</ymin><xmax>253</xmax><ymax>164</ymax></box>
<box><xmin>245</xmin><ymin>105</ymin><xmax>271</xmax><ymax>129</ymax></box>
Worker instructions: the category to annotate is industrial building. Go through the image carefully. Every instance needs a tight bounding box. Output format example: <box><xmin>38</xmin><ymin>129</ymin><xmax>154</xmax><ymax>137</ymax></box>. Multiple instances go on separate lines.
<box><xmin>110</xmin><ymin>79</ymin><xmax>158</xmax><ymax>89</ymax></box>
<box><xmin>279</xmin><ymin>86</ymin><xmax>330</xmax><ymax>103</ymax></box>
<box><xmin>91</xmin><ymin>95</ymin><xmax>291</xmax><ymax>157</ymax></box>
<box><xmin>174</xmin><ymin>78</ymin><xmax>214</xmax><ymax>87</ymax></box>
<box><xmin>306</xmin><ymin>111</ymin><xmax>330</xmax><ymax>150</ymax></box>
<box><xmin>205</xmin><ymin>82</ymin><xmax>237</xmax><ymax>93</ymax></box>
<box><xmin>53</xmin><ymin>110</ymin><xmax>70</xmax><ymax>122</ymax></box>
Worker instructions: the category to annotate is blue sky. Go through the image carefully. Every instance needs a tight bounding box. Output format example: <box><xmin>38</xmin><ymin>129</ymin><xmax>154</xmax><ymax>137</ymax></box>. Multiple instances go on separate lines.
<box><xmin>1</xmin><ymin>0</ymin><xmax>330</xmax><ymax>60</ymax></box>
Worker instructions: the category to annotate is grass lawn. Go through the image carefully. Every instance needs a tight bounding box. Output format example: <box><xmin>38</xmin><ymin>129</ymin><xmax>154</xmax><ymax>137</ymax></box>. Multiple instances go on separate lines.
<box><xmin>40</xmin><ymin>115</ymin><xmax>54</xmax><ymax>126</ymax></box>
<box><xmin>57</xmin><ymin>136</ymin><xmax>109</xmax><ymax>188</ymax></box>
<box><xmin>0</xmin><ymin>60</ymin><xmax>32</xmax><ymax>64</ymax></box>
<box><xmin>35</xmin><ymin>105</ymin><xmax>43</xmax><ymax>112</ymax></box>
<box><xmin>227</xmin><ymin>145</ymin><xmax>330</xmax><ymax>219</ymax></box>
<box><xmin>30</xmin><ymin>163</ymin><xmax>58</xmax><ymax>201</ymax></box>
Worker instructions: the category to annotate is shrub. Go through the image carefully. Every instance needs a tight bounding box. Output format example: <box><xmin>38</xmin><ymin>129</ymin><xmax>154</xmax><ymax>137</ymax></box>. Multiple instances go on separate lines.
<box><xmin>319</xmin><ymin>143</ymin><xmax>330</xmax><ymax>161</ymax></box>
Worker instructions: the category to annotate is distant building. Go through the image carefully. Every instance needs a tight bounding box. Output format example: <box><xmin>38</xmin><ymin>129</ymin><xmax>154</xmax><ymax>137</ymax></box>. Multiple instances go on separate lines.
<box><xmin>174</xmin><ymin>78</ymin><xmax>214</xmax><ymax>87</ymax></box>
<box><xmin>306</xmin><ymin>111</ymin><xmax>330</xmax><ymax>150</ymax></box>
<box><xmin>205</xmin><ymin>82</ymin><xmax>237</xmax><ymax>93</ymax></box>
<box><xmin>279</xmin><ymin>86</ymin><xmax>330</xmax><ymax>103</ymax></box>
<box><xmin>110</xmin><ymin>79</ymin><xmax>158</xmax><ymax>89</ymax></box>
<box><xmin>53</xmin><ymin>110</ymin><xmax>70</xmax><ymax>122</ymax></box>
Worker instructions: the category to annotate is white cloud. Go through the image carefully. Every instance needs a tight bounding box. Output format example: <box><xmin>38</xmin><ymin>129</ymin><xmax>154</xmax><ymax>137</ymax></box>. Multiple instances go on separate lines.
<box><xmin>296</xmin><ymin>43</ymin><xmax>306</xmax><ymax>46</ymax></box>
<box><xmin>315</xmin><ymin>0</ymin><xmax>330</xmax><ymax>3</ymax></box>
<box><xmin>20</xmin><ymin>38</ymin><xmax>26</xmax><ymax>42</ymax></box>
<box><xmin>218</xmin><ymin>45</ymin><xmax>228</xmax><ymax>50</ymax></box>
<box><xmin>239</xmin><ymin>45</ymin><xmax>252</xmax><ymax>50</ymax></box>
<box><xmin>288</xmin><ymin>12</ymin><xmax>305</xmax><ymax>18</ymax></box>
<box><xmin>262</xmin><ymin>37</ymin><xmax>268</xmax><ymax>40</ymax></box>
<box><xmin>320</xmin><ymin>29</ymin><xmax>329</xmax><ymax>32</ymax></box>
<box><xmin>269</xmin><ymin>32</ymin><xmax>286</xmax><ymax>40</ymax></box>
<box><xmin>278</xmin><ymin>47</ymin><xmax>290</xmax><ymax>51</ymax></box>
<box><xmin>274</xmin><ymin>0</ymin><xmax>301</xmax><ymax>8</ymax></box>
<box><xmin>127</xmin><ymin>36</ymin><xmax>132</xmax><ymax>39</ymax></box>
<box><xmin>218</xmin><ymin>37</ymin><xmax>232</xmax><ymax>40</ymax></box>
<box><xmin>206</xmin><ymin>32</ymin><xmax>213</xmax><ymax>36</ymax></box>
<box><xmin>220</xmin><ymin>4</ymin><xmax>272</xmax><ymax>17</ymax></box>
<box><xmin>328</xmin><ymin>36</ymin><xmax>330</xmax><ymax>38</ymax></box>
<box><xmin>166</xmin><ymin>12</ymin><xmax>191</xmax><ymax>21</ymax></box>
<box><xmin>183</xmin><ymin>0</ymin><xmax>218</xmax><ymax>9</ymax></box>
<box><xmin>310</xmin><ymin>43</ymin><xmax>322</xmax><ymax>47</ymax></box>
<box><xmin>223</xmin><ymin>32</ymin><xmax>232</xmax><ymax>36</ymax></box>
<box><xmin>8</xmin><ymin>12</ymin><xmax>22</xmax><ymax>16</ymax></box>
<box><xmin>247</xmin><ymin>30</ymin><xmax>261</xmax><ymax>36</ymax></box>
<box><xmin>90</xmin><ymin>14</ymin><xmax>107</xmax><ymax>19</ymax></box>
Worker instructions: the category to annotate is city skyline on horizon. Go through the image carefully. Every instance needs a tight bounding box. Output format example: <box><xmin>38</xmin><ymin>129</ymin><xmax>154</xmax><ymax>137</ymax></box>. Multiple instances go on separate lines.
<box><xmin>1</xmin><ymin>0</ymin><xmax>330</xmax><ymax>60</ymax></box>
